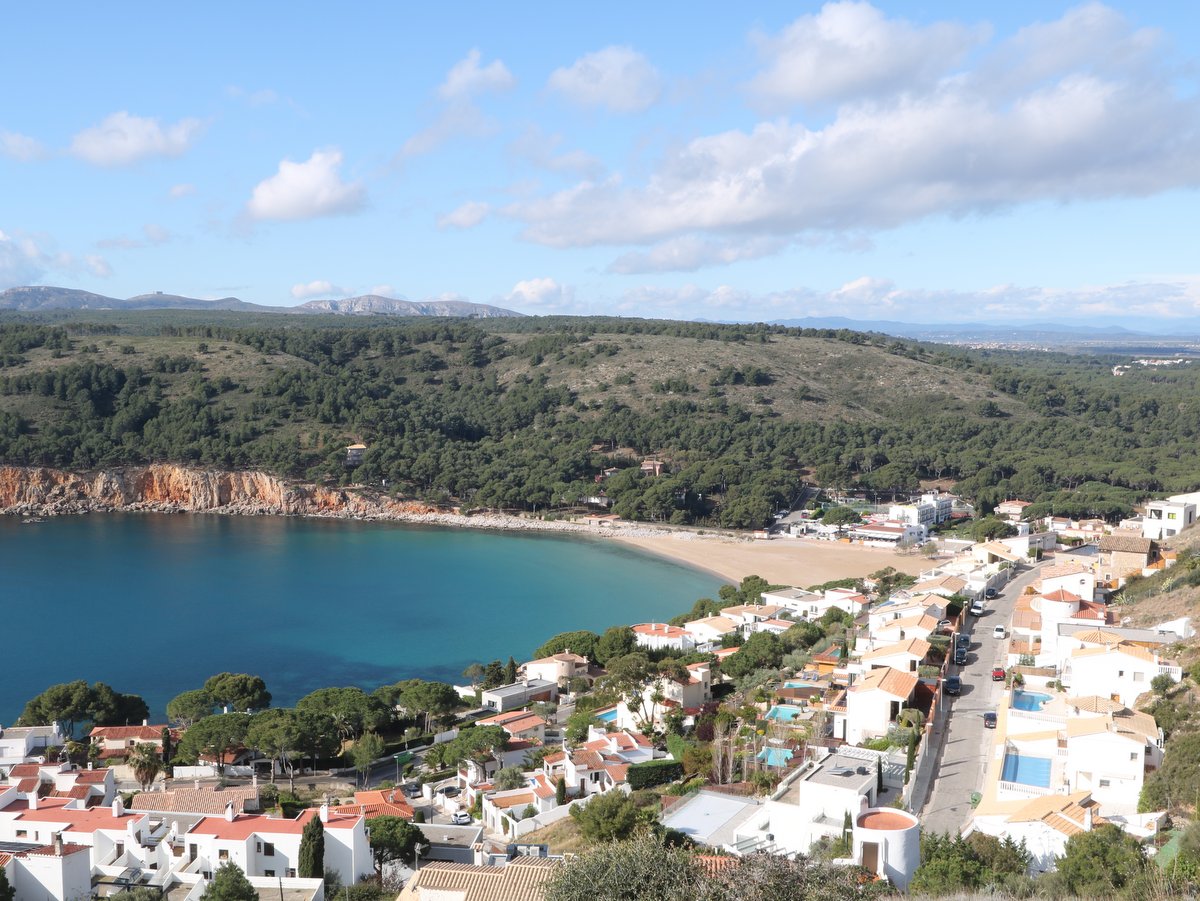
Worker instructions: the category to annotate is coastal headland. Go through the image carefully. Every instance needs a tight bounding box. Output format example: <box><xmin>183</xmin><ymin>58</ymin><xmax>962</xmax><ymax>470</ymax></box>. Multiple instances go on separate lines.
<box><xmin>0</xmin><ymin>463</ymin><xmax>924</xmax><ymax>586</ymax></box>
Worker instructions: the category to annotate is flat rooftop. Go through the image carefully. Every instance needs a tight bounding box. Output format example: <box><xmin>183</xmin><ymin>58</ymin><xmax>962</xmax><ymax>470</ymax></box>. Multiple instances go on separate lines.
<box><xmin>483</xmin><ymin>679</ymin><xmax>556</xmax><ymax>699</ymax></box>
<box><xmin>803</xmin><ymin>752</ymin><xmax>877</xmax><ymax>795</ymax></box>
<box><xmin>660</xmin><ymin>790</ymin><xmax>760</xmax><ymax>848</ymax></box>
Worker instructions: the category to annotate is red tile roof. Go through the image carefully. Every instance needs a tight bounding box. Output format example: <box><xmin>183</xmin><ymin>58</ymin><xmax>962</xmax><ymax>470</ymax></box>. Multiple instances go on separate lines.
<box><xmin>189</xmin><ymin>808</ymin><xmax>361</xmax><ymax>840</ymax></box>
<box><xmin>90</xmin><ymin>725</ymin><xmax>167</xmax><ymax>741</ymax></box>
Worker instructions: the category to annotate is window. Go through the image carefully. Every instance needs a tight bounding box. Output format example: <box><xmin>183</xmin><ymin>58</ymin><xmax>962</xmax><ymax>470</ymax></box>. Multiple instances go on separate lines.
<box><xmin>116</xmin><ymin>842</ymin><xmax>125</xmax><ymax>858</ymax></box>
<box><xmin>263</xmin><ymin>842</ymin><xmax>275</xmax><ymax>857</ymax></box>
<box><xmin>1099</xmin><ymin>779</ymin><xmax>1111</xmax><ymax>787</ymax></box>
<box><xmin>1133</xmin><ymin>672</ymin><xmax>1144</xmax><ymax>682</ymax></box>
<box><xmin>287</xmin><ymin>869</ymin><xmax>296</xmax><ymax>878</ymax></box>
<box><xmin>1130</xmin><ymin>752</ymin><xmax>1138</xmax><ymax>761</ymax></box>
<box><xmin>1118</xmin><ymin>670</ymin><xmax>1125</xmax><ymax>678</ymax></box>
<box><xmin>219</xmin><ymin>850</ymin><xmax>229</xmax><ymax>861</ymax></box>
<box><xmin>264</xmin><ymin>870</ymin><xmax>275</xmax><ymax>878</ymax></box>
<box><xmin>15</xmin><ymin>830</ymin><xmax>26</xmax><ymax>838</ymax></box>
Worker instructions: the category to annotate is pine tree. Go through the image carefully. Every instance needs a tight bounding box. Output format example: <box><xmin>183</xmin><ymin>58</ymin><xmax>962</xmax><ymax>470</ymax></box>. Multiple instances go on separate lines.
<box><xmin>504</xmin><ymin>656</ymin><xmax>518</xmax><ymax>684</ymax></box>
<box><xmin>0</xmin><ymin>865</ymin><xmax>16</xmax><ymax>901</ymax></box>
<box><xmin>555</xmin><ymin>775</ymin><xmax>567</xmax><ymax>806</ymax></box>
<box><xmin>298</xmin><ymin>814</ymin><xmax>325</xmax><ymax>880</ymax></box>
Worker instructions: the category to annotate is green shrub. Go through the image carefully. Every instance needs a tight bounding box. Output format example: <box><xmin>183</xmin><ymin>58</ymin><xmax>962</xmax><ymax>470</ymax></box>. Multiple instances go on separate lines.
<box><xmin>626</xmin><ymin>759</ymin><xmax>684</xmax><ymax>790</ymax></box>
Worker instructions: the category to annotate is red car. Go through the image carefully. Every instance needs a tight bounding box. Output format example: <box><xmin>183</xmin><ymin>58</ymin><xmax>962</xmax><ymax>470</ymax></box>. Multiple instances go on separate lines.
<box><xmin>991</xmin><ymin>667</ymin><xmax>1006</xmax><ymax>681</ymax></box>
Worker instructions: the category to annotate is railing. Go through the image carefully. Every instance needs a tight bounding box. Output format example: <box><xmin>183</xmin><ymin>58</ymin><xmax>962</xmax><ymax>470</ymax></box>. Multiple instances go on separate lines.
<box><xmin>997</xmin><ymin>780</ymin><xmax>1053</xmax><ymax>798</ymax></box>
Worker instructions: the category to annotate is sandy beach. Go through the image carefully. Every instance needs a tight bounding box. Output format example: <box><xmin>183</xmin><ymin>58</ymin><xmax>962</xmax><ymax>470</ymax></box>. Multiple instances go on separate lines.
<box><xmin>610</xmin><ymin>533</ymin><xmax>931</xmax><ymax>587</ymax></box>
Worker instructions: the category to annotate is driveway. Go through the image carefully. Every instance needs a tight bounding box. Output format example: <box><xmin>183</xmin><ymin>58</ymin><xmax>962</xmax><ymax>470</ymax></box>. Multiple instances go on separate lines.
<box><xmin>919</xmin><ymin>562</ymin><xmax>1044</xmax><ymax>835</ymax></box>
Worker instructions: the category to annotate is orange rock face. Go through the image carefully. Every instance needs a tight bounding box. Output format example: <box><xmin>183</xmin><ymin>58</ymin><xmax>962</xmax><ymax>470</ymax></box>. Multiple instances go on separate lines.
<box><xmin>0</xmin><ymin>464</ymin><xmax>442</xmax><ymax>518</ymax></box>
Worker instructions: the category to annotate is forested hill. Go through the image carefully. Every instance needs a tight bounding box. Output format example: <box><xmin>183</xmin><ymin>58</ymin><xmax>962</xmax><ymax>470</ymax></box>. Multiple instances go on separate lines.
<box><xmin>0</xmin><ymin>314</ymin><xmax>1197</xmax><ymax>529</ymax></box>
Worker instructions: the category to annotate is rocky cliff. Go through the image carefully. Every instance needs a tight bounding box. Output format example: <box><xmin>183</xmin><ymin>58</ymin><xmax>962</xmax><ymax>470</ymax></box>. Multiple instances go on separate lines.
<box><xmin>0</xmin><ymin>465</ymin><xmax>442</xmax><ymax>518</ymax></box>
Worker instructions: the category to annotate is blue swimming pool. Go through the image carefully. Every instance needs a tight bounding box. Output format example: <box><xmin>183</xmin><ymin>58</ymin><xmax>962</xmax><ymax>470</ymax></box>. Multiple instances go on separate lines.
<box><xmin>764</xmin><ymin>704</ymin><xmax>805</xmax><ymax>722</ymax></box>
<box><xmin>1012</xmin><ymin>690</ymin><xmax>1052</xmax><ymax>712</ymax></box>
<box><xmin>1002</xmin><ymin>752</ymin><xmax>1052</xmax><ymax>787</ymax></box>
<box><xmin>757</xmin><ymin>747</ymin><xmax>794</xmax><ymax>767</ymax></box>
<box><xmin>595</xmin><ymin>707</ymin><xmax>618</xmax><ymax>723</ymax></box>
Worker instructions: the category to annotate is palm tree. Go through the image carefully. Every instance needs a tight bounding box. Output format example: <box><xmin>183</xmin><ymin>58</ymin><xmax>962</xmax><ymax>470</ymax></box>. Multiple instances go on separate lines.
<box><xmin>129</xmin><ymin>743</ymin><xmax>163</xmax><ymax>791</ymax></box>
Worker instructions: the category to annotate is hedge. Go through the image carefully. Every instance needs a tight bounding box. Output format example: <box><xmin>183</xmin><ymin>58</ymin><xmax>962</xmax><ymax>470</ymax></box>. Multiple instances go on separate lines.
<box><xmin>627</xmin><ymin>759</ymin><xmax>684</xmax><ymax>790</ymax></box>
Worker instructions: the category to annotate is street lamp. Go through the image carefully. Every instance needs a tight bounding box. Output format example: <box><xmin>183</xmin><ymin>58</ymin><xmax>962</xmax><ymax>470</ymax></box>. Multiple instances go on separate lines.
<box><xmin>393</xmin><ymin>753</ymin><xmax>403</xmax><ymax>785</ymax></box>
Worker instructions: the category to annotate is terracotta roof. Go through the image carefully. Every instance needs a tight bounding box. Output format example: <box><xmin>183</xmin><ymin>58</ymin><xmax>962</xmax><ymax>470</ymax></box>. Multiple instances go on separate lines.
<box><xmin>189</xmin><ymin>808</ymin><xmax>361</xmax><ymax>840</ymax></box>
<box><xmin>1099</xmin><ymin>535</ymin><xmax>1153</xmax><ymax>555</ymax></box>
<box><xmin>604</xmin><ymin>762</ymin><xmax>630</xmax><ymax>782</ymax></box>
<box><xmin>397</xmin><ymin>857</ymin><xmax>557</xmax><ymax>901</ymax></box>
<box><xmin>1071</xmin><ymin>629</ymin><xmax>1124</xmax><ymax>646</ymax></box>
<box><xmin>7</xmin><ymin>764</ymin><xmax>43</xmax><ymax>778</ymax></box>
<box><xmin>861</xmin><ymin>637</ymin><xmax>931</xmax><ymax>662</ymax></box>
<box><xmin>476</xmin><ymin>710</ymin><xmax>547</xmax><ymax>734</ymax></box>
<box><xmin>1067</xmin><ymin>695</ymin><xmax>1126</xmax><ymax>713</ymax></box>
<box><xmin>12</xmin><ymin>805</ymin><xmax>141</xmax><ymax>834</ymax></box>
<box><xmin>1007</xmin><ymin>792</ymin><xmax>1106</xmax><ymax>837</ymax></box>
<box><xmin>852</xmin><ymin>666</ymin><xmax>918</xmax><ymax>699</ymax></box>
<box><xmin>877</xmin><ymin>613</ymin><xmax>939</xmax><ymax>635</ymax></box>
<box><xmin>721</xmin><ymin>604</ymin><xmax>785</xmax><ymax>619</ymax></box>
<box><xmin>1071</xmin><ymin>641</ymin><xmax>1157</xmax><ymax>663</ymax></box>
<box><xmin>531</xmin><ymin>774</ymin><xmax>556</xmax><ymax>800</ymax></box>
<box><xmin>1041</xmin><ymin>588</ymin><xmax>1082</xmax><ymax>604</ymax></box>
<box><xmin>1037</xmin><ymin>561</ymin><xmax>1091</xmax><ymax>586</ymax></box>
<box><xmin>131</xmin><ymin>786</ymin><xmax>260</xmax><ymax>816</ymax></box>
<box><xmin>525</xmin><ymin>652</ymin><xmax>588</xmax><ymax>666</ymax></box>
<box><xmin>542</xmin><ymin>752</ymin><xmax>565</xmax><ymax>765</ymax></box>
<box><xmin>75</xmin><ymin>771</ymin><xmax>110</xmax><ymax>784</ymax></box>
<box><xmin>976</xmin><ymin>541</ymin><xmax>1023</xmax><ymax>562</ymax></box>
<box><xmin>14</xmin><ymin>778</ymin><xmax>38</xmax><ymax>793</ymax></box>
<box><xmin>489</xmin><ymin>791</ymin><xmax>535</xmax><ymax>810</ymax></box>
<box><xmin>632</xmin><ymin>622</ymin><xmax>688</xmax><ymax>638</ymax></box>
<box><xmin>571</xmin><ymin>750</ymin><xmax>605</xmax><ymax>770</ymax></box>
<box><xmin>684</xmin><ymin>615</ymin><xmax>738</xmax><ymax>635</ymax></box>
<box><xmin>27</xmin><ymin>842</ymin><xmax>90</xmax><ymax>857</ymax></box>
<box><xmin>912</xmin><ymin>576</ymin><xmax>966</xmax><ymax>593</ymax></box>
<box><xmin>89</xmin><ymin>725</ymin><xmax>166</xmax><ymax>741</ymax></box>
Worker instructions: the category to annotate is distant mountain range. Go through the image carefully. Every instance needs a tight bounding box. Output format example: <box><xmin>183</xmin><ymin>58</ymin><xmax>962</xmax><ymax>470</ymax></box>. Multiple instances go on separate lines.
<box><xmin>0</xmin><ymin>286</ymin><xmax>523</xmax><ymax>318</ymax></box>
<box><xmin>769</xmin><ymin>315</ymin><xmax>1149</xmax><ymax>337</ymax></box>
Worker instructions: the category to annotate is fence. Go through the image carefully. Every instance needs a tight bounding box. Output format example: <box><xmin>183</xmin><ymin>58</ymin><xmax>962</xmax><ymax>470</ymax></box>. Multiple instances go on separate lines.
<box><xmin>507</xmin><ymin>792</ymin><xmax>598</xmax><ymax>838</ymax></box>
<box><xmin>172</xmin><ymin>765</ymin><xmax>255</xmax><ymax>779</ymax></box>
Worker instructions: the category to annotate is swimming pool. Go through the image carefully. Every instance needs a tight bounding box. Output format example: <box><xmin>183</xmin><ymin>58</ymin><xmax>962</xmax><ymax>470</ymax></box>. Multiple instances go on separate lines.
<box><xmin>757</xmin><ymin>747</ymin><xmax>794</xmax><ymax>767</ymax></box>
<box><xmin>1012</xmin><ymin>690</ymin><xmax>1052</xmax><ymax>712</ymax></box>
<box><xmin>595</xmin><ymin>707</ymin><xmax>618</xmax><ymax>723</ymax></box>
<box><xmin>1002</xmin><ymin>752</ymin><xmax>1052</xmax><ymax>787</ymax></box>
<box><xmin>764</xmin><ymin>704</ymin><xmax>805</xmax><ymax>723</ymax></box>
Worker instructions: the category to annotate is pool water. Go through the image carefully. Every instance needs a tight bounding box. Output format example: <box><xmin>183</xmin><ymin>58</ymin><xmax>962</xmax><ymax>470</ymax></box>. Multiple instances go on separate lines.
<box><xmin>764</xmin><ymin>705</ymin><xmax>805</xmax><ymax>722</ymax></box>
<box><xmin>1002</xmin><ymin>752</ymin><xmax>1052</xmax><ymax>787</ymax></box>
<box><xmin>757</xmin><ymin>747</ymin><xmax>794</xmax><ymax>767</ymax></box>
<box><xmin>1012</xmin><ymin>690</ymin><xmax>1052</xmax><ymax>711</ymax></box>
<box><xmin>595</xmin><ymin>708</ymin><xmax>618</xmax><ymax>723</ymax></box>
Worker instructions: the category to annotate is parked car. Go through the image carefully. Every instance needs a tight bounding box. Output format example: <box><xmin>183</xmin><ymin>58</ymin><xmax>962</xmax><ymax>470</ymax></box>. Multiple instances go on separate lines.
<box><xmin>403</xmin><ymin>782</ymin><xmax>422</xmax><ymax>798</ymax></box>
<box><xmin>985</xmin><ymin>587</ymin><xmax>998</xmax><ymax>599</ymax></box>
<box><xmin>936</xmin><ymin>619</ymin><xmax>952</xmax><ymax>632</ymax></box>
<box><xmin>451</xmin><ymin>811</ymin><xmax>473</xmax><ymax>825</ymax></box>
<box><xmin>983</xmin><ymin>712</ymin><xmax>997</xmax><ymax>729</ymax></box>
<box><xmin>955</xmin><ymin>633</ymin><xmax>970</xmax><ymax>649</ymax></box>
<box><xmin>944</xmin><ymin>676</ymin><xmax>962</xmax><ymax>695</ymax></box>
<box><xmin>954</xmin><ymin>648</ymin><xmax>968</xmax><ymax>666</ymax></box>
<box><xmin>991</xmin><ymin>666</ymin><xmax>1006</xmax><ymax>681</ymax></box>
<box><xmin>438</xmin><ymin>785</ymin><xmax>460</xmax><ymax>798</ymax></box>
<box><xmin>969</xmin><ymin>601</ymin><xmax>985</xmax><ymax>616</ymax></box>
<box><xmin>992</xmin><ymin>624</ymin><xmax>1006</xmax><ymax>639</ymax></box>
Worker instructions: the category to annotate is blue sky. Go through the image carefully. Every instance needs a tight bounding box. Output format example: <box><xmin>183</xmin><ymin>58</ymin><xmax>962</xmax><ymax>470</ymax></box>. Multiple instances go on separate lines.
<box><xmin>2</xmin><ymin>1</ymin><xmax>1199</xmax><ymax>325</ymax></box>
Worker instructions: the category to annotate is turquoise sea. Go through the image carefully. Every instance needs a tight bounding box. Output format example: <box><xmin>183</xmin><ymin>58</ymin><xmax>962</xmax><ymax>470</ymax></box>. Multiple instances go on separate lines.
<box><xmin>0</xmin><ymin>514</ymin><xmax>722</xmax><ymax>723</ymax></box>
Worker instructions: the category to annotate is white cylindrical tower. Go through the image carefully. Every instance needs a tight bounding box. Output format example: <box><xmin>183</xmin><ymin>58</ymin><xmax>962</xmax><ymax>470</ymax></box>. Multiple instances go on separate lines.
<box><xmin>853</xmin><ymin>803</ymin><xmax>920</xmax><ymax>890</ymax></box>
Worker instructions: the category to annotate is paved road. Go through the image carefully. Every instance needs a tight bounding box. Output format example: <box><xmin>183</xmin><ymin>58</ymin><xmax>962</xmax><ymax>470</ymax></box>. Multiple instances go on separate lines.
<box><xmin>920</xmin><ymin>561</ymin><xmax>1045</xmax><ymax>835</ymax></box>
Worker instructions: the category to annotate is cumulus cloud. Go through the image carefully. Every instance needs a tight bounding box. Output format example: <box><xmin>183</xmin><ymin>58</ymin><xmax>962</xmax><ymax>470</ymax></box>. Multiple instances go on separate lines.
<box><xmin>69</xmin><ymin>111</ymin><xmax>204</xmax><ymax>166</ymax></box>
<box><xmin>246</xmin><ymin>149</ymin><xmax>366</xmax><ymax>222</ymax></box>
<box><xmin>503</xmin><ymin>277</ymin><xmax>577</xmax><ymax>312</ymax></box>
<box><xmin>509</xmin><ymin>125</ymin><xmax>603</xmax><ymax>179</ymax></box>
<box><xmin>506</xmin><ymin>4</ymin><xmax>1200</xmax><ymax>271</ymax></box>
<box><xmin>1</xmin><ymin>131</ymin><xmax>47</xmax><ymax>162</ymax></box>
<box><xmin>749</xmin><ymin>1</ymin><xmax>986</xmax><ymax>109</ymax></box>
<box><xmin>438</xmin><ymin>201</ymin><xmax>491</xmax><ymax>229</ymax></box>
<box><xmin>401</xmin><ymin>105</ymin><xmax>497</xmax><ymax>158</ymax></box>
<box><xmin>0</xmin><ymin>228</ymin><xmax>111</xmax><ymax>288</ymax></box>
<box><xmin>547</xmin><ymin>45</ymin><xmax>662</xmax><ymax>113</ymax></box>
<box><xmin>438</xmin><ymin>49</ymin><xmax>515</xmax><ymax>100</ymax></box>
<box><xmin>290</xmin><ymin>279</ymin><xmax>349</xmax><ymax>300</ymax></box>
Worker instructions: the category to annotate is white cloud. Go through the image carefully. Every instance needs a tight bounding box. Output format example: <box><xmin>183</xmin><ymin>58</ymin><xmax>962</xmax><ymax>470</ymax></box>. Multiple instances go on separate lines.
<box><xmin>438</xmin><ymin>201</ymin><xmax>491</xmax><ymax>229</ymax></box>
<box><xmin>608</xmin><ymin>236</ymin><xmax>788</xmax><ymax>274</ymax></box>
<box><xmin>508</xmin><ymin>5</ymin><xmax>1200</xmax><ymax>269</ymax></box>
<box><xmin>143</xmin><ymin>224</ymin><xmax>172</xmax><ymax>244</ymax></box>
<box><xmin>0</xmin><ymin>228</ymin><xmax>112</xmax><ymax>288</ymax></box>
<box><xmin>438</xmin><ymin>49</ymin><xmax>515</xmax><ymax>100</ymax></box>
<box><xmin>749</xmin><ymin>1</ymin><xmax>986</xmax><ymax>109</ymax></box>
<box><xmin>603</xmin><ymin>276</ymin><xmax>1200</xmax><ymax>324</ymax></box>
<box><xmin>401</xmin><ymin>104</ymin><xmax>497</xmax><ymax>158</ymax></box>
<box><xmin>547</xmin><ymin>46</ymin><xmax>662</xmax><ymax>113</ymax></box>
<box><xmin>290</xmin><ymin>279</ymin><xmax>349</xmax><ymax>300</ymax></box>
<box><xmin>509</xmin><ymin>125</ymin><xmax>603</xmax><ymax>179</ymax></box>
<box><xmin>96</xmin><ymin>224</ymin><xmax>173</xmax><ymax>251</ymax></box>
<box><xmin>69</xmin><ymin>111</ymin><xmax>204</xmax><ymax>166</ymax></box>
<box><xmin>169</xmin><ymin>183</ymin><xmax>196</xmax><ymax>199</ymax></box>
<box><xmin>369</xmin><ymin>284</ymin><xmax>397</xmax><ymax>297</ymax></box>
<box><xmin>246</xmin><ymin>149</ymin><xmax>366</xmax><ymax>222</ymax></box>
<box><xmin>504</xmin><ymin>277</ymin><xmax>576</xmax><ymax>312</ymax></box>
<box><xmin>1</xmin><ymin>131</ymin><xmax>47</xmax><ymax>162</ymax></box>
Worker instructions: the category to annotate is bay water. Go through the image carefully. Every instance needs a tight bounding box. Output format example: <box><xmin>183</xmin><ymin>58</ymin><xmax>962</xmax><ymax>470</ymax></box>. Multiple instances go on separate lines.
<box><xmin>0</xmin><ymin>514</ymin><xmax>722</xmax><ymax>723</ymax></box>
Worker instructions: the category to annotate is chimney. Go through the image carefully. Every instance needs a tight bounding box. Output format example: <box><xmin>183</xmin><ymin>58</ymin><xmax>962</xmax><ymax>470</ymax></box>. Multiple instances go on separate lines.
<box><xmin>53</xmin><ymin>832</ymin><xmax>64</xmax><ymax>855</ymax></box>
<box><xmin>1084</xmin><ymin>805</ymin><xmax>1093</xmax><ymax>831</ymax></box>
<box><xmin>319</xmin><ymin>803</ymin><xmax>329</xmax><ymax>824</ymax></box>
<box><xmin>29</xmin><ymin>792</ymin><xmax>39</xmax><ymax>810</ymax></box>
<box><xmin>224</xmin><ymin>802</ymin><xmax>235</xmax><ymax>823</ymax></box>
<box><xmin>87</xmin><ymin>762</ymin><xmax>94</xmax><ymax>771</ymax></box>
<box><xmin>112</xmin><ymin>797</ymin><xmax>125</xmax><ymax>818</ymax></box>
<box><xmin>194</xmin><ymin>780</ymin><xmax>201</xmax><ymax>791</ymax></box>
<box><xmin>142</xmin><ymin>719</ymin><xmax>149</xmax><ymax>727</ymax></box>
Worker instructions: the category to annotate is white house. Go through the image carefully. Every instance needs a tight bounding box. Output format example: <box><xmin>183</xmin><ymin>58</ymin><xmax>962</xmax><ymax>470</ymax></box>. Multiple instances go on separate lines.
<box><xmin>850</xmin><ymin>521</ymin><xmax>927</xmax><ymax>546</ymax></box>
<box><xmin>995</xmin><ymin>500</ymin><xmax>1032</xmax><ymax>522</ymax></box>
<box><xmin>475</xmin><ymin>709</ymin><xmax>547</xmax><ymax>744</ymax></box>
<box><xmin>479</xmin><ymin>679</ymin><xmax>558</xmax><ymax>713</ymax></box>
<box><xmin>521</xmin><ymin>653</ymin><xmax>589</xmax><ymax>688</ymax></box>
<box><xmin>0</xmin><ymin>723</ymin><xmax>67</xmax><ymax>771</ymax></box>
<box><xmin>720</xmin><ymin>604</ymin><xmax>788</xmax><ymax>629</ymax></box>
<box><xmin>631</xmin><ymin>622</ymin><xmax>695</xmax><ymax>653</ymax></box>
<box><xmin>974</xmin><ymin>792</ymin><xmax>1107</xmax><ymax>874</ymax></box>
<box><xmin>616</xmin><ymin>663</ymin><xmax>712</xmax><ymax>731</ymax></box>
<box><xmin>868</xmin><ymin>613</ymin><xmax>940</xmax><ymax>648</ymax></box>
<box><xmin>856</xmin><ymin>638</ymin><xmax>930</xmax><ymax>675</ymax></box>
<box><xmin>843</xmin><ymin>668</ymin><xmax>919</xmax><ymax>745</ymax></box>
<box><xmin>1036</xmin><ymin>561</ymin><xmax>1096</xmax><ymax>601</ymax></box>
<box><xmin>888</xmin><ymin>502</ymin><xmax>937</xmax><ymax>528</ymax></box>
<box><xmin>682</xmin><ymin>615</ymin><xmax>739</xmax><ymax>646</ymax></box>
<box><xmin>1141</xmin><ymin>492</ymin><xmax>1200</xmax><ymax>540</ymax></box>
<box><xmin>1062</xmin><ymin>711</ymin><xmax>1163</xmax><ymax>813</ymax></box>
<box><xmin>1065</xmin><ymin>642</ymin><xmax>1181</xmax><ymax>707</ymax></box>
